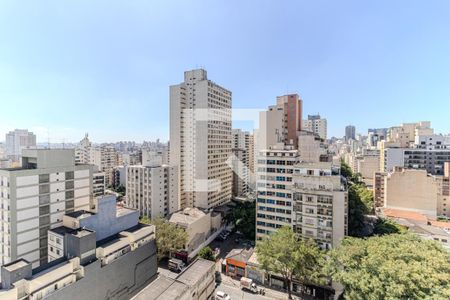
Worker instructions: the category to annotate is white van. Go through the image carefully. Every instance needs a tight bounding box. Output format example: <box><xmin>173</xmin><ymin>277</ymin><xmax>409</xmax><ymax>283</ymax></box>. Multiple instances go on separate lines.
<box><xmin>215</xmin><ymin>291</ymin><xmax>231</xmax><ymax>300</ymax></box>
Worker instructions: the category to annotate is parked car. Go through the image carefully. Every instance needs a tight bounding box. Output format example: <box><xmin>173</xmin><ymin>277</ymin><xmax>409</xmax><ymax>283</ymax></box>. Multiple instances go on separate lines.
<box><xmin>215</xmin><ymin>291</ymin><xmax>231</xmax><ymax>300</ymax></box>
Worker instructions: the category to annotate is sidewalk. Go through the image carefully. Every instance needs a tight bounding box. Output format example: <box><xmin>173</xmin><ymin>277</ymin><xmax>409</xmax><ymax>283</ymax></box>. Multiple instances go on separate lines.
<box><xmin>220</xmin><ymin>273</ymin><xmax>302</xmax><ymax>300</ymax></box>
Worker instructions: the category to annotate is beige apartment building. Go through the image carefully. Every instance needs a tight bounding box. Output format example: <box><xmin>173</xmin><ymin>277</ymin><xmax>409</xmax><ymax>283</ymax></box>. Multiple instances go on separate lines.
<box><xmin>90</xmin><ymin>145</ymin><xmax>119</xmax><ymax>188</ymax></box>
<box><xmin>169</xmin><ymin>207</ymin><xmax>221</xmax><ymax>259</ymax></box>
<box><xmin>170</xmin><ymin>69</ymin><xmax>232</xmax><ymax>210</ymax></box>
<box><xmin>292</xmin><ymin>162</ymin><xmax>348</xmax><ymax>249</ymax></box>
<box><xmin>126</xmin><ymin>164</ymin><xmax>178</xmax><ymax>219</ymax></box>
<box><xmin>387</xmin><ymin>121</ymin><xmax>433</xmax><ymax>148</ymax></box>
<box><xmin>257</xmin><ymin>94</ymin><xmax>303</xmax><ymax>151</ymax></box>
<box><xmin>297</xmin><ymin>131</ymin><xmax>330</xmax><ymax>163</ymax></box>
<box><xmin>374</xmin><ymin>166</ymin><xmax>450</xmax><ymax>218</ymax></box>
<box><xmin>302</xmin><ymin>114</ymin><xmax>327</xmax><ymax>140</ymax></box>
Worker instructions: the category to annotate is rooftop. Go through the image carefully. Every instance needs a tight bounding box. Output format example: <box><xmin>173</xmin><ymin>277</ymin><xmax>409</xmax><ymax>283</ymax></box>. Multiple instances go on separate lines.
<box><xmin>66</xmin><ymin>210</ymin><xmax>95</xmax><ymax>219</ymax></box>
<box><xmin>2</xmin><ymin>259</ymin><xmax>29</xmax><ymax>272</ymax></box>
<box><xmin>132</xmin><ymin>276</ymin><xmax>188</xmax><ymax>300</ymax></box>
<box><xmin>226</xmin><ymin>247</ymin><xmax>254</xmax><ymax>263</ymax></box>
<box><xmin>176</xmin><ymin>259</ymin><xmax>215</xmax><ymax>287</ymax></box>
<box><xmin>169</xmin><ymin>207</ymin><xmax>207</xmax><ymax>226</ymax></box>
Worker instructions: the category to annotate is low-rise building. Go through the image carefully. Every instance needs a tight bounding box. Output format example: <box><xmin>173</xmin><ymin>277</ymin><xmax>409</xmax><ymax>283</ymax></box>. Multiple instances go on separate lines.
<box><xmin>0</xmin><ymin>218</ymin><xmax>157</xmax><ymax>300</ymax></box>
<box><xmin>225</xmin><ymin>247</ymin><xmax>254</xmax><ymax>278</ymax></box>
<box><xmin>169</xmin><ymin>207</ymin><xmax>222</xmax><ymax>260</ymax></box>
<box><xmin>132</xmin><ymin>258</ymin><xmax>215</xmax><ymax>300</ymax></box>
<box><xmin>47</xmin><ymin>195</ymin><xmax>139</xmax><ymax>261</ymax></box>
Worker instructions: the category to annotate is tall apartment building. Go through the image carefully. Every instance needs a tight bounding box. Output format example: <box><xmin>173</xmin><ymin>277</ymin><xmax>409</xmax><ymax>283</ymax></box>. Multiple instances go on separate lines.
<box><xmin>257</xmin><ymin>94</ymin><xmax>303</xmax><ymax>150</ymax></box>
<box><xmin>126</xmin><ymin>164</ymin><xmax>178</xmax><ymax>219</ymax></box>
<box><xmin>345</xmin><ymin>125</ymin><xmax>356</xmax><ymax>141</ymax></box>
<box><xmin>90</xmin><ymin>145</ymin><xmax>119</xmax><ymax>187</ymax></box>
<box><xmin>248</xmin><ymin>133</ymin><xmax>255</xmax><ymax>174</ymax></box>
<box><xmin>74</xmin><ymin>133</ymin><xmax>91</xmax><ymax>164</ymax></box>
<box><xmin>5</xmin><ymin>129</ymin><xmax>36</xmax><ymax>162</ymax></box>
<box><xmin>292</xmin><ymin>162</ymin><xmax>348</xmax><ymax>249</ymax></box>
<box><xmin>232</xmin><ymin>129</ymin><xmax>252</xmax><ymax>197</ymax></box>
<box><xmin>374</xmin><ymin>166</ymin><xmax>449</xmax><ymax>218</ymax></box>
<box><xmin>255</xmin><ymin>145</ymin><xmax>298</xmax><ymax>240</ymax></box>
<box><xmin>0</xmin><ymin>149</ymin><xmax>92</xmax><ymax>268</ymax></box>
<box><xmin>170</xmin><ymin>69</ymin><xmax>232</xmax><ymax>209</ymax></box>
<box><xmin>302</xmin><ymin>114</ymin><xmax>327</xmax><ymax>140</ymax></box>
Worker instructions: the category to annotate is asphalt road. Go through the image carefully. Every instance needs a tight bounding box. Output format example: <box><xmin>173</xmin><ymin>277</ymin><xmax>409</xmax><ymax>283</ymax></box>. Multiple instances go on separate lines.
<box><xmin>215</xmin><ymin>281</ymin><xmax>271</xmax><ymax>300</ymax></box>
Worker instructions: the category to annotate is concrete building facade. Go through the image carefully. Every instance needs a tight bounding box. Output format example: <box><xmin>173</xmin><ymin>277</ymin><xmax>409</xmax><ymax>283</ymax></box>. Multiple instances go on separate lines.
<box><xmin>5</xmin><ymin>130</ymin><xmax>36</xmax><ymax>163</ymax></box>
<box><xmin>257</xmin><ymin>94</ymin><xmax>303</xmax><ymax>150</ymax></box>
<box><xmin>345</xmin><ymin>125</ymin><xmax>356</xmax><ymax>141</ymax></box>
<box><xmin>256</xmin><ymin>145</ymin><xmax>298</xmax><ymax>240</ymax></box>
<box><xmin>374</xmin><ymin>167</ymin><xmax>449</xmax><ymax>218</ymax></box>
<box><xmin>126</xmin><ymin>165</ymin><xmax>178</xmax><ymax>219</ymax></box>
<box><xmin>0</xmin><ymin>223</ymin><xmax>156</xmax><ymax>300</ymax></box>
<box><xmin>292</xmin><ymin>162</ymin><xmax>348</xmax><ymax>249</ymax></box>
<box><xmin>0</xmin><ymin>149</ymin><xmax>92</xmax><ymax>268</ymax></box>
<box><xmin>302</xmin><ymin>114</ymin><xmax>327</xmax><ymax>140</ymax></box>
<box><xmin>170</xmin><ymin>69</ymin><xmax>232</xmax><ymax>210</ymax></box>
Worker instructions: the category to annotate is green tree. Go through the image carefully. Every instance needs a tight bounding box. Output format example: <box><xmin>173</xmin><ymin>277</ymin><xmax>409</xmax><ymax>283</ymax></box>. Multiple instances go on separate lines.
<box><xmin>227</xmin><ymin>201</ymin><xmax>255</xmax><ymax>240</ymax></box>
<box><xmin>341</xmin><ymin>161</ymin><xmax>374</xmax><ymax>236</ymax></box>
<box><xmin>325</xmin><ymin>234</ymin><xmax>450</xmax><ymax>300</ymax></box>
<box><xmin>257</xmin><ymin>226</ymin><xmax>324</xmax><ymax>299</ymax></box>
<box><xmin>198</xmin><ymin>246</ymin><xmax>215</xmax><ymax>261</ymax></box>
<box><xmin>140</xmin><ymin>217</ymin><xmax>188</xmax><ymax>261</ymax></box>
<box><xmin>373</xmin><ymin>218</ymin><xmax>407</xmax><ymax>235</ymax></box>
<box><xmin>115</xmin><ymin>185</ymin><xmax>126</xmax><ymax>195</ymax></box>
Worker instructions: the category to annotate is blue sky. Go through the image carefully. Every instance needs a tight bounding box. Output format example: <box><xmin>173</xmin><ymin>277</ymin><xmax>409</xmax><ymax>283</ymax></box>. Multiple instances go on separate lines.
<box><xmin>1</xmin><ymin>0</ymin><xmax>449</xmax><ymax>143</ymax></box>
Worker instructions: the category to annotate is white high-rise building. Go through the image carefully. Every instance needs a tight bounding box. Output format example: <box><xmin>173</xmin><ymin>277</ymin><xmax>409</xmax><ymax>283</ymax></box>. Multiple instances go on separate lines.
<box><xmin>256</xmin><ymin>145</ymin><xmax>298</xmax><ymax>240</ymax></box>
<box><xmin>5</xmin><ymin>129</ymin><xmax>36</xmax><ymax>162</ymax></box>
<box><xmin>75</xmin><ymin>133</ymin><xmax>91</xmax><ymax>164</ymax></box>
<box><xmin>302</xmin><ymin>114</ymin><xmax>327</xmax><ymax>140</ymax></box>
<box><xmin>0</xmin><ymin>149</ymin><xmax>93</xmax><ymax>268</ymax></box>
<box><xmin>170</xmin><ymin>69</ymin><xmax>232</xmax><ymax>209</ymax></box>
<box><xmin>232</xmin><ymin>129</ymin><xmax>252</xmax><ymax>196</ymax></box>
<box><xmin>126</xmin><ymin>164</ymin><xmax>178</xmax><ymax>219</ymax></box>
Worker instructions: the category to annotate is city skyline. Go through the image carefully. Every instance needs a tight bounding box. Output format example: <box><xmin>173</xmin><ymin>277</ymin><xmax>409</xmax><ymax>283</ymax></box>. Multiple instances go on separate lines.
<box><xmin>1</xmin><ymin>1</ymin><xmax>450</xmax><ymax>143</ymax></box>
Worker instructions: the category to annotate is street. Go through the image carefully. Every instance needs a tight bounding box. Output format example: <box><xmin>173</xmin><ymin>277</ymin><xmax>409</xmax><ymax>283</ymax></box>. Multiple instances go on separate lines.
<box><xmin>215</xmin><ymin>281</ymin><xmax>271</xmax><ymax>300</ymax></box>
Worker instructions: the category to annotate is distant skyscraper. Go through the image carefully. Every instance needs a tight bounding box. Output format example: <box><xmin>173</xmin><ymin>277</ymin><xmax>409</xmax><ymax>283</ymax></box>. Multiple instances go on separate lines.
<box><xmin>5</xmin><ymin>129</ymin><xmax>36</xmax><ymax>162</ymax></box>
<box><xmin>302</xmin><ymin>114</ymin><xmax>327</xmax><ymax>140</ymax></box>
<box><xmin>170</xmin><ymin>69</ymin><xmax>232</xmax><ymax>209</ymax></box>
<box><xmin>345</xmin><ymin>125</ymin><xmax>356</xmax><ymax>141</ymax></box>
